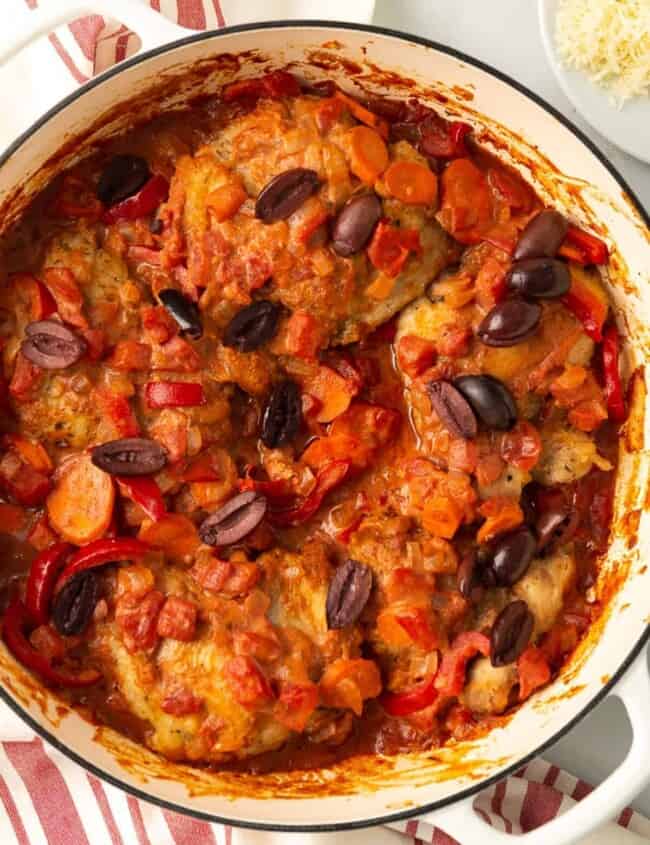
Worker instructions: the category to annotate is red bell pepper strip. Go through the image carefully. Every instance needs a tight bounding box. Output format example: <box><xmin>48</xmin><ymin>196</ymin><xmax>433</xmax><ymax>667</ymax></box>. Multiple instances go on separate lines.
<box><xmin>435</xmin><ymin>631</ymin><xmax>491</xmax><ymax>697</ymax></box>
<box><xmin>25</xmin><ymin>542</ymin><xmax>72</xmax><ymax>626</ymax></box>
<box><xmin>145</xmin><ymin>381</ymin><xmax>205</xmax><ymax>409</ymax></box>
<box><xmin>2</xmin><ymin>598</ymin><xmax>101</xmax><ymax>687</ymax></box>
<box><xmin>56</xmin><ymin>537</ymin><xmax>151</xmax><ymax>590</ymax></box>
<box><xmin>601</xmin><ymin>324</ymin><xmax>626</xmax><ymax>422</ymax></box>
<box><xmin>367</xmin><ymin>221</ymin><xmax>422</xmax><ymax>278</ymax></box>
<box><xmin>117</xmin><ymin>476</ymin><xmax>166</xmax><ymax>522</ymax></box>
<box><xmin>558</xmin><ymin>225</ymin><xmax>609</xmax><ymax>266</ymax></box>
<box><xmin>102</xmin><ymin>174</ymin><xmax>169</xmax><ymax>225</ymax></box>
<box><xmin>380</xmin><ymin>674</ymin><xmax>438</xmax><ymax>717</ymax></box>
<box><xmin>268</xmin><ymin>460</ymin><xmax>350</xmax><ymax>527</ymax></box>
<box><xmin>561</xmin><ymin>269</ymin><xmax>608</xmax><ymax>342</ymax></box>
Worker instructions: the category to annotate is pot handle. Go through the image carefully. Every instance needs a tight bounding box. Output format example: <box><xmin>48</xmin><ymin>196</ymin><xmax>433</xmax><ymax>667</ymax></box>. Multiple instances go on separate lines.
<box><xmin>425</xmin><ymin>649</ymin><xmax>650</xmax><ymax>845</ymax></box>
<box><xmin>0</xmin><ymin>0</ymin><xmax>187</xmax><ymax>68</ymax></box>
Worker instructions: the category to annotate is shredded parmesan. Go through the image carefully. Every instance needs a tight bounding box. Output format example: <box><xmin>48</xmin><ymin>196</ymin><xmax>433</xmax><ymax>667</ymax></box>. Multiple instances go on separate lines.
<box><xmin>555</xmin><ymin>0</ymin><xmax>650</xmax><ymax>106</ymax></box>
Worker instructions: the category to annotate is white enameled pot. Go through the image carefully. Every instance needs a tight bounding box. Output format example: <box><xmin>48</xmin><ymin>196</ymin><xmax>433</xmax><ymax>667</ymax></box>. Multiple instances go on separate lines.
<box><xmin>0</xmin><ymin>7</ymin><xmax>649</xmax><ymax>844</ymax></box>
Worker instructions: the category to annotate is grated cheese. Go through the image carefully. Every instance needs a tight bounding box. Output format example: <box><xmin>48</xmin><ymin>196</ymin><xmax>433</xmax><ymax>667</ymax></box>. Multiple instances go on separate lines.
<box><xmin>555</xmin><ymin>0</ymin><xmax>650</xmax><ymax>106</ymax></box>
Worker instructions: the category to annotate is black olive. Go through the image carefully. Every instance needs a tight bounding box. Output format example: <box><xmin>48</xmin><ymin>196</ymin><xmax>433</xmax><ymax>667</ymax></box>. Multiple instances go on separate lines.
<box><xmin>261</xmin><ymin>380</ymin><xmax>302</xmax><ymax>448</ymax></box>
<box><xmin>506</xmin><ymin>258</ymin><xmax>571</xmax><ymax>299</ymax></box>
<box><xmin>454</xmin><ymin>374</ymin><xmax>517</xmax><ymax>431</ymax></box>
<box><xmin>97</xmin><ymin>155</ymin><xmax>150</xmax><ymax>206</ymax></box>
<box><xmin>477</xmin><ymin>299</ymin><xmax>542</xmax><ymax>347</ymax></box>
<box><xmin>223</xmin><ymin>301</ymin><xmax>281</xmax><ymax>352</ymax></box>
<box><xmin>158</xmin><ymin>289</ymin><xmax>202</xmax><ymax>339</ymax></box>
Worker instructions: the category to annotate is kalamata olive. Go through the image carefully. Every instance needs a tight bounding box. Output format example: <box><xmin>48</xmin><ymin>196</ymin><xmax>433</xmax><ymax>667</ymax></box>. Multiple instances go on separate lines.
<box><xmin>52</xmin><ymin>571</ymin><xmax>100</xmax><ymax>636</ymax></box>
<box><xmin>491</xmin><ymin>527</ymin><xmax>536</xmax><ymax>586</ymax></box>
<box><xmin>223</xmin><ymin>300</ymin><xmax>281</xmax><ymax>352</ymax></box>
<box><xmin>454</xmin><ymin>374</ymin><xmax>517</xmax><ymax>431</ymax></box>
<box><xmin>536</xmin><ymin>506</ymin><xmax>579</xmax><ymax>553</ymax></box>
<box><xmin>457</xmin><ymin>550</ymin><xmax>483</xmax><ymax>602</ymax></box>
<box><xmin>261</xmin><ymin>380</ymin><xmax>302</xmax><ymax>448</ymax></box>
<box><xmin>477</xmin><ymin>299</ymin><xmax>541</xmax><ymax>347</ymax></box>
<box><xmin>326</xmin><ymin>559</ymin><xmax>373</xmax><ymax>629</ymax></box>
<box><xmin>490</xmin><ymin>599</ymin><xmax>534</xmax><ymax>667</ymax></box>
<box><xmin>331</xmin><ymin>193</ymin><xmax>382</xmax><ymax>256</ymax></box>
<box><xmin>506</xmin><ymin>258</ymin><xmax>570</xmax><ymax>299</ymax></box>
<box><xmin>426</xmin><ymin>380</ymin><xmax>477</xmax><ymax>440</ymax></box>
<box><xmin>255</xmin><ymin>168</ymin><xmax>320</xmax><ymax>223</ymax></box>
<box><xmin>513</xmin><ymin>209</ymin><xmax>568</xmax><ymax>261</ymax></box>
<box><xmin>97</xmin><ymin>154</ymin><xmax>150</xmax><ymax>206</ymax></box>
<box><xmin>158</xmin><ymin>289</ymin><xmax>202</xmax><ymax>339</ymax></box>
<box><xmin>21</xmin><ymin>320</ymin><xmax>87</xmax><ymax>369</ymax></box>
<box><xmin>91</xmin><ymin>438</ymin><xmax>167</xmax><ymax>476</ymax></box>
<box><xmin>199</xmin><ymin>491</ymin><xmax>267</xmax><ymax>547</ymax></box>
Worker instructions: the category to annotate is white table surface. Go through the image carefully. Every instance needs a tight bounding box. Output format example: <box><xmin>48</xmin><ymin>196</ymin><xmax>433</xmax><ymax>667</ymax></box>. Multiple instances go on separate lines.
<box><xmin>375</xmin><ymin>0</ymin><xmax>650</xmax><ymax>817</ymax></box>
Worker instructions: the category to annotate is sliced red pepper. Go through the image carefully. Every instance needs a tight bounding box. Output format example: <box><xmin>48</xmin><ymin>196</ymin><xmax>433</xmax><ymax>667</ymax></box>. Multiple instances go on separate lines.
<box><xmin>558</xmin><ymin>225</ymin><xmax>609</xmax><ymax>266</ymax></box>
<box><xmin>25</xmin><ymin>542</ymin><xmax>72</xmax><ymax>626</ymax></box>
<box><xmin>268</xmin><ymin>460</ymin><xmax>350</xmax><ymax>527</ymax></box>
<box><xmin>435</xmin><ymin>631</ymin><xmax>491</xmax><ymax>697</ymax></box>
<box><xmin>3</xmin><ymin>598</ymin><xmax>101</xmax><ymax>688</ymax></box>
<box><xmin>57</xmin><ymin>537</ymin><xmax>151</xmax><ymax>590</ymax></box>
<box><xmin>367</xmin><ymin>220</ymin><xmax>422</xmax><ymax>278</ymax></box>
<box><xmin>145</xmin><ymin>381</ymin><xmax>205</xmax><ymax>409</ymax></box>
<box><xmin>102</xmin><ymin>174</ymin><xmax>169</xmax><ymax>225</ymax></box>
<box><xmin>380</xmin><ymin>674</ymin><xmax>438</xmax><ymax>717</ymax></box>
<box><xmin>10</xmin><ymin>273</ymin><xmax>57</xmax><ymax>320</ymax></box>
<box><xmin>601</xmin><ymin>324</ymin><xmax>626</xmax><ymax>422</ymax></box>
<box><xmin>561</xmin><ymin>268</ymin><xmax>609</xmax><ymax>342</ymax></box>
<box><xmin>117</xmin><ymin>476</ymin><xmax>166</xmax><ymax>522</ymax></box>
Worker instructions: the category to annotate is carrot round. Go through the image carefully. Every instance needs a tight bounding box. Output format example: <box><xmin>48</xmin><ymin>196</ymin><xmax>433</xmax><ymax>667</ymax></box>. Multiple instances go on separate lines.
<box><xmin>349</xmin><ymin>126</ymin><xmax>389</xmax><ymax>185</ymax></box>
<box><xmin>47</xmin><ymin>453</ymin><xmax>115</xmax><ymax>545</ymax></box>
<box><xmin>385</xmin><ymin>160</ymin><xmax>438</xmax><ymax>205</ymax></box>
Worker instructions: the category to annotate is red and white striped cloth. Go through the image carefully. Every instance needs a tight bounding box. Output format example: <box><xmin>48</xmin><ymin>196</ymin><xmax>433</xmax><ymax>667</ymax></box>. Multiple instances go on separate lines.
<box><xmin>2</xmin><ymin>3</ymin><xmax>650</xmax><ymax>843</ymax></box>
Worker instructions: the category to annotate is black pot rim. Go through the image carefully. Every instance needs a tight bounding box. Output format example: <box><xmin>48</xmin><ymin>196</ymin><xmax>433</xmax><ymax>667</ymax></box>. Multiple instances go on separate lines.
<box><xmin>0</xmin><ymin>18</ymin><xmax>648</xmax><ymax>834</ymax></box>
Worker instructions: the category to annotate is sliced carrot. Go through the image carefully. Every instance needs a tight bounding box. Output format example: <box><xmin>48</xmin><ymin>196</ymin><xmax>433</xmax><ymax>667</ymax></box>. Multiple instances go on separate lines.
<box><xmin>366</xmin><ymin>272</ymin><xmax>396</xmax><ymax>301</ymax></box>
<box><xmin>47</xmin><ymin>453</ymin><xmax>115</xmax><ymax>545</ymax></box>
<box><xmin>385</xmin><ymin>160</ymin><xmax>438</xmax><ymax>205</ymax></box>
<box><xmin>336</xmin><ymin>92</ymin><xmax>389</xmax><ymax>139</ymax></box>
<box><xmin>304</xmin><ymin>365</ymin><xmax>359</xmax><ymax>423</ymax></box>
<box><xmin>4</xmin><ymin>435</ymin><xmax>53</xmax><ymax>474</ymax></box>
<box><xmin>138</xmin><ymin>513</ymin><xmax>200</xmax><ymax>562</ymax></box>
<box><xmin>207</xmin><ymin>180</ymin><xmax>247</xmax><ymax>222</ymax></box>
<box><xmin>349</xmin><ymin>126</ymin><xmax>389</xmax><ymax>185</ymax></box>
<box><xmin>477</xmin><ymin>495</ymin><xmax>523</xmax><ymax>544</ymax></box>
<box><xmin>422</xmin><ymin>494</ymin><xmax>463</xmax><ymax>539</ymax></box>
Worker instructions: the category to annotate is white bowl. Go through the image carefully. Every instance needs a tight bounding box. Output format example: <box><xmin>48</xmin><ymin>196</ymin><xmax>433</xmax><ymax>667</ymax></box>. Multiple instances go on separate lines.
<box><xmin>538</xmin><ymin>0</ymin><xmax>650</xmax><ymax>165</ymax></box>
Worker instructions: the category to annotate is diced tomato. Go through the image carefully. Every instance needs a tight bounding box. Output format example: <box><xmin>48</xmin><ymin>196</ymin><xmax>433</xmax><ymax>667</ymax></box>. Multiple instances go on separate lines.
<box><xmin>304</xmin><ymin>365</ymin><xmax>359</xmax><ymax>423</ymax></box>
<box><xmin>435</xmin><ymin>631</ymin><xmax>491</xmax><ymax>697</ymax></box>
<box><xmin>0</xmin><ymin>450</ymin><xmax>51</xmax><ymax>506</ymax></box>
<box><xmin>380</xmin><ymin>674</ymin><xmax>438</xmax><ymax>717</ymax></box>
<box><xmin>108</xmin><ymin>341</ymin><xmax>151</xmax><ymax>371</ymax></box>
<box><xmin>233</xmin><ymin>628</ymin><xmax>282</xmax><ymax>663</ymax></box>
<box><xmin>367</xmin><ymin>221</ymin><xmax>422</xmax><ymax>277</ymax></box>
<box><xmin>224</xmin><ymin>655</ymin><xmax>274</xmax><ymax>709</ymax></box>
<box><xmin>145</xmin><ymin>380</ymin><xmax>205</xmax><ymax>409</ymax></box>
<box><xmin>397</xmin><ymin>335</ymin><xmax>437</xmax><ymax>379</ymax></box>
<box><xmin>9</xmin><ymin>352</ymin><xmax>42</xmax><ymax>400</ymax></box>
<box><xmin>275</xmin><ymin>681</ymin><xmax>319</xmax><ymax>732</ymax></box>
<box><xmin>26</xmin><ymin>513</ymin><xmax>57</xmax><ymax>550</ymax></box>
<box><xmin>42</xmin><ymin>267</ymin><xmax>87</xmax><ymax>329</ymax></box>
<box><xmin>151</xmin><ymin>335</ymin><xmax>201</xmax><ymax>372</ymax></box>
<box><xmin>436</xmin><ymin>323</ymin><xmax>472</xmax><ymax>358</ymax></box>
<box><xmin>156</xmin><ymin>596</ymin><xmax>197</xmax><ymax>642</ymax></box>
<box><xmin>319</xmin><ymin>658</ymin><xmax>382</xmax><ymax>716</ymax></box>
<box><xmin>282</xmin><ymin>311</ymin><xmax>323</xmax><ymax>359</ymax></box>
<box><xmin>501</xmin><ymin>421</ymin><xmax>542</xmax><ymax>471</ymax></box>
<box><xmin>517</xmin><ymin>646</ymin><xmax>551</xmax><ymax>701</ymax></box>
<box><xmin>94</xmin><ymin>389</ymin><xmax>140</xmax><ymax>438</ymax></box>
<box><xmin>437</xmin><ymin>158</ymin><xmax>493</xmax><ymax>244</ymax></box>
<box><xmin>191</xmin><ymin>557</ymin><xmax>260</xmax><ymax>597</ymax></box>
<box><xmin>115</xmin><ymin>590</ymin><xmax>165</xmax><ymax>653</ymax></box>
<box><xmin>487</xmin><ymin>166</ymin><xmax>534</xmax><ymax>213</ymax></box>
<box><xmin>475</xmin><ymin>255</ymin><xmax>509</xmax><ymax>310</ymax></box>
<box><xmin>161</xmin><ymin>684</ymin><xmax>204</xmax><ymax>716</ymax></box>
<box><xmin>477</xmin><ymin>495</ymin><xmax>524</xmax><ymax>543</ymax></box>
<box><xmin>393</xmin><ymin>606</ymin><xmax>439</xmax><ymax>650</ymax></box>
<box><xmin>142</xmin><ymin>304</ymin><xmax>178</xmax><ymax>345</ymax></box>
<box><xmin>559</xmin><ymin>225</ymin><xmax>608</xmax><ymax>266</ymax></box>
